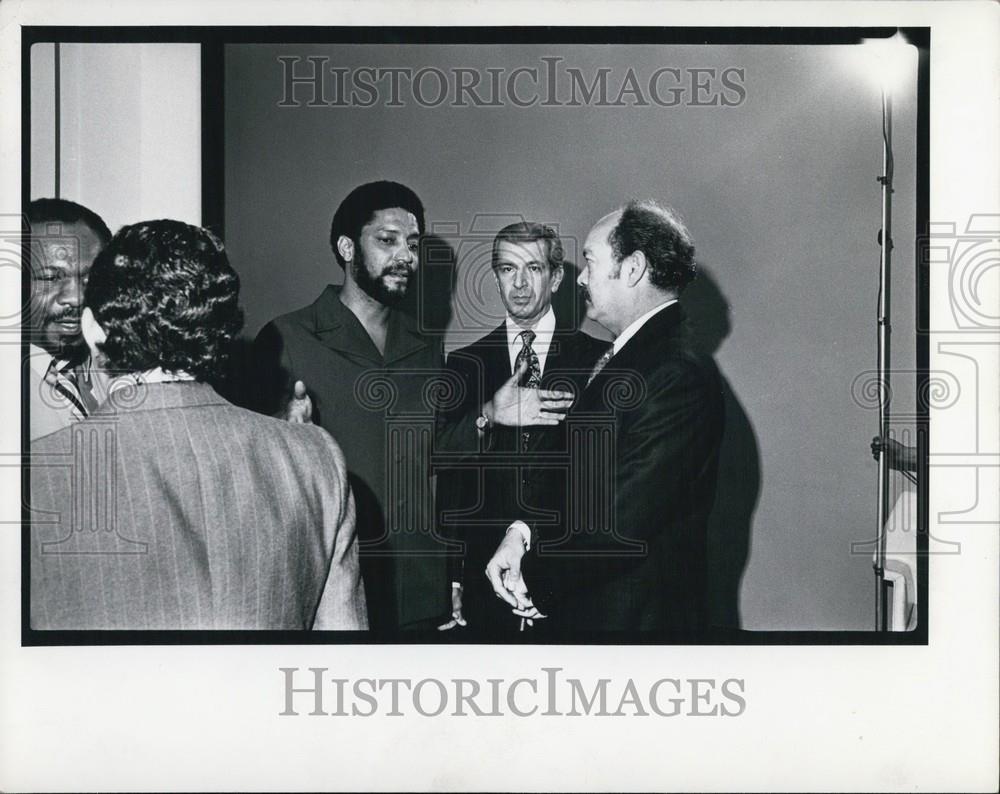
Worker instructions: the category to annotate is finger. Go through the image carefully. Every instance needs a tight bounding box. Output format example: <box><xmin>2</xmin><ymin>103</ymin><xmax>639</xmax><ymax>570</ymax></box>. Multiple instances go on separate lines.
<box><xmin>486</xmin><ymin>562</ymin><xmax>519</xmax><ymax>607</ymax></box>
<box><xmin>505</xmin><ymin>358</ymin><xmax>529</xmax><ymax>386</ymax></box>
<box><xmin>538</xmin><ymin>390</ymin><xmax>574</xmax><ymax>401</ymax></box>
<box><xmin>437</xmin><ymin>619</ymin><xmax>457</xmax><ymax>631</ymax></box>
<box><xmin>512</xmin><ymin>606</ymin><xmax>540</xmax><ymax>618</ymax></box>
<box><xmin>528</xmin><ymin>416</ymin><xmax>563</xmax><ymax>426</ymax></box>
<box><xmin>538</xmin><ymin>398</ymin><xmax>574</xmax><ymax>409</ymax></box>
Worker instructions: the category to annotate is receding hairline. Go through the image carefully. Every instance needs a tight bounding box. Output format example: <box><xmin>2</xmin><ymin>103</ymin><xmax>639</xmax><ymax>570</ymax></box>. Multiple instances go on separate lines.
<box><xmin>583</xmin><ymin>210</ymin><xmax>622</xmax><ymax>253</ymax></box>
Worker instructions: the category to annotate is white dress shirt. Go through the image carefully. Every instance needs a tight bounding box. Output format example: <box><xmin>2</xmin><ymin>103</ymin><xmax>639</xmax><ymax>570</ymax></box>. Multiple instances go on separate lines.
<box><xmin>505</xmin><ymin>306</ymin><xmax>556</xmax><ymax>376</ymax></box>
<box><xmin>28</xmin><ymin>342</ymin><xmax>87</xmax><ymax>420</ymax></box>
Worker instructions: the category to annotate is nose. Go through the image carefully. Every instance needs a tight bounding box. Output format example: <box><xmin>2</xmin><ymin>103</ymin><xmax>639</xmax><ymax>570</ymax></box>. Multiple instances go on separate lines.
<box><xmin>397</xmin><ymin>243</ymin><xmax>416</xmax><ymax>265</ymax></box>
<box><xmin>513</xmin><ymin>269</ymin><xmax>527</xmax><ymax>288</ymax></box>
<box><xmin>58</xmin><ymin>274</ymin><xmax>85</xmax><ymax>307</ymax></box>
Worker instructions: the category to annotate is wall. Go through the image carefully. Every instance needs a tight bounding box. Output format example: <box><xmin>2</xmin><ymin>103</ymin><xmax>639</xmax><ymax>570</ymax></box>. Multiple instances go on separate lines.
<box><xmin>220</xmin><ymin>42</ymin><xmax>920</xmax><ymax>630</ymax></box>
<box><xmin>30</xmin><ymin>43</ymin><xmax>201</xmax><ymax>232</ymax></box>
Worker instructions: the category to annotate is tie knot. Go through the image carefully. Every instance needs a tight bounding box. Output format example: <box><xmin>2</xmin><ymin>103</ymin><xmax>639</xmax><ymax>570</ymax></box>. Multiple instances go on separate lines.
<box><xmin>519</xmin><ymin>330</ymin><xmax>536</xmax><ymax>348</ymax></box>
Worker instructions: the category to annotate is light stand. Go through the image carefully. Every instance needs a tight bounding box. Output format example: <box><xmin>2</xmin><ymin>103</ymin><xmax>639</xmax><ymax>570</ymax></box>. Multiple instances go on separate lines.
<box><xmin>874</xmin><ymin>85</ymin><xmax>893</xmax><ymax>632</ymax></box>
<box><xmin>863</xmin><ymin>31</ymin><xmax>912</xmax><ymax>632</ymax></box>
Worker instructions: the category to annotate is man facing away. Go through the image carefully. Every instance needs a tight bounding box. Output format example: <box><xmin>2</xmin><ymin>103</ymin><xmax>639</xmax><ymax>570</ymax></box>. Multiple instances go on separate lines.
<box><xmin>30</xmin><ymin>220</ymin><xmax>366</xmax><ymax>630</ymax></box>
<box><xmin>26</xmin><ymin>199</ymin><xmax>112</xmax><ymax>441</ymax></box>
<box><xmin>435</xmin><ymin>221</ymin><xmax>603</xmax><ymax>638</ymax></box>
<box><xmin>253</xmin><ymin>181</ymin><xmax>444</xmax><ymax>632</ymax></box>
<box><xmin>486</xmin><ymin>201</ymin><xmax>725</xmax><ymax>634</ymax></box>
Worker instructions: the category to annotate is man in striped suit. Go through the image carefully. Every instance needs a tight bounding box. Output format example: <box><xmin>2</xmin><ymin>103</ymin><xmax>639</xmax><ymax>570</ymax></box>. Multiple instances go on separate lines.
<box><xmin>29</xmin><ymin>220</ymin><xmax>367</xmax><ymax>630</ymax></box>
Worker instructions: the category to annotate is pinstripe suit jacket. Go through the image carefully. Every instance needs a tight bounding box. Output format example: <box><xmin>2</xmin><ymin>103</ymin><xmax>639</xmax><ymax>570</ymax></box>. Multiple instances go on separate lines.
<box><xmin>29</xmin><ymin>381</ymin><xmax>367</xmax><ymax>631</ymax></box>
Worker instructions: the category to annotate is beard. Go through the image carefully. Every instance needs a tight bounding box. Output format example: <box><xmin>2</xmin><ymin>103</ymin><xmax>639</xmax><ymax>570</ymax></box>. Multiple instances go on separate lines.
<box><xmin>350</xmin><ymin>245</ymin><xmax>412</xmax><ymax>308</ymax></box>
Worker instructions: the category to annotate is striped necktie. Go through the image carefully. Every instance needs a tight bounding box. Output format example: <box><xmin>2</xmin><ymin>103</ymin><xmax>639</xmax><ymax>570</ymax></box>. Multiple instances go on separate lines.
<box><xmin>45</xmin><ymin>359</ymin><xmax>97</xmax><ymax>417</ymax></box>
<box><xmin>586</xmin><ymin>346</ymin><xmax>614</xmax><ymax>388</ymax></box>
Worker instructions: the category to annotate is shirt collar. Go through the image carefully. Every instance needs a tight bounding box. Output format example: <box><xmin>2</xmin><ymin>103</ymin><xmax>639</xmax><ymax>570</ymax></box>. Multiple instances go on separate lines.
<box><xmin>108</xmin><ymin>367</ymin><xmax>196</xmax><ymax>395</ymax></box>
<box><xmin>612</xmin><ymin>299</ymin><xmax>678</xmax><ymax>356</ymax></box>
<box><xmin>505</xmin><ymin>306</ymin><xmax>556</xmax><ymax>352</ymax></box>
<box><xmin>28</xmin><ymin>343</ymin><xmax>69</xmax><ymax>378</ymax></box>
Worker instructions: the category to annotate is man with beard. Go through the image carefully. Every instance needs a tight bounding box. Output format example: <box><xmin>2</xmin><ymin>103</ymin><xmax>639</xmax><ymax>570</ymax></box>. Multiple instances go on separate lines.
<box><xmin>254</xmin><ymin>181</ymin><xmax>445</xmax><ymax>632</ymax></box>
<box><xmin>26</xmin><ymin>199</ymin><xmax>112</xmax><ymax>441</ymax></box>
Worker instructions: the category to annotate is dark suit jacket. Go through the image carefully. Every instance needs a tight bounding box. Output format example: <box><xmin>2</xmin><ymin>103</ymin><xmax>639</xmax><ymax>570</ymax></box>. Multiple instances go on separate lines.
<box><xmin>521</xmin><ymin>303</ymin><xmax>725</xmax><ymax>634</ymax></box>
<box><xmin>29</xmin><ymin>381</ymin><xmax>367</xmax><ymax>630</ymax></box>
<box><xmin>435</xmin><ymin>323</ymin><xmax>604</xmax><ymax>636</ymax></box>
<box><xmin>253</xmin><ymin>286</ymin><xmax>446</xmax><ymax>631</ymax></box>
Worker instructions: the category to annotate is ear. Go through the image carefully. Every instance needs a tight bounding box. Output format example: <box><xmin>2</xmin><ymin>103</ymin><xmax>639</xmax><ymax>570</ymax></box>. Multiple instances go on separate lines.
<box><xmin>337</xmin><ymin>235</ymin><xmax>355</xmax><ymax>265</ymax></box>
<box><xmin>625</xmin><ymin>251</ymin><xmax>648</xmax><ymax>288</ymax></box>
<box><xmin>80</xmin><ymin>307</ymin><xmax>106</xmax><ymax>360</ymax></box>
<box><xmin>549</xmin><ymin>265</ymin><xmax>565</xmax><ymax>293</ymax></box>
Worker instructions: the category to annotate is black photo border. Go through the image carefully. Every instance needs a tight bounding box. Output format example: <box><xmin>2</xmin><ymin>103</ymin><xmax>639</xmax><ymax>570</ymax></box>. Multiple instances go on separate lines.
<box><xmin>20</xmin><ymin>25</ymin><xmax>930</xmax><ymax>647</ymax></box>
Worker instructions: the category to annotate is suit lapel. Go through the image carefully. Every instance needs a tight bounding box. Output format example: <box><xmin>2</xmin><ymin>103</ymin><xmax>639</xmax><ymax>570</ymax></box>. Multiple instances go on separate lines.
<box><xmin>310</xmin><ymin>284</ymin><xmax>433</xmax><ymax>366</ymax></box>
<box><xmin>477</xmin><ymin>324</ymin><xmax>514</xmax><ymax>395</ymax></box>
<box><xmin>581</xmin><ymin>303</ymin><xmax>686</xmax><ymax>411</ymax></box>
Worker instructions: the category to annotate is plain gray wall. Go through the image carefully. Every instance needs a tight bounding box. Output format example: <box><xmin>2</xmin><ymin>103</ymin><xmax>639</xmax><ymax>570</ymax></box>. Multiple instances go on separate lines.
<box><xmin>224</xmin><ymin>42</ymin><xmax>918</xmax><ymax>631</ymax></box>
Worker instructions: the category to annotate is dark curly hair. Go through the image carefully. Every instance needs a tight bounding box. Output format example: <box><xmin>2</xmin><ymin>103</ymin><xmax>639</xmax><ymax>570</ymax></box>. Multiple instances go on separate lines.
<box><xmin>329</xmin><ymin>181</ymin><xmax>425</xmax><ymax>267</ymax></box>
<box><xmin>608</xmin><ymin>200</ymin><xmax>697</xmax><ymax>293</ymax></box>
<box><xmin>491</xmin><ymin>221</ymin><xmax>564</xmax><ymax>272</ymax></box>
<box><xmin>85</xmin><ymin>220</ymin><xmax>243</xmax><ymax>381</ymax></box>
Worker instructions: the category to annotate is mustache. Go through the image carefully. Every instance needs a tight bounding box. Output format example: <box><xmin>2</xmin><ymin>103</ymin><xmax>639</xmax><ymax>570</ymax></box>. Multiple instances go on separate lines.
<box><xmin>380</xmin><ymin>266</ymin><xmax>413</xmax><ymax>278</ymax></box>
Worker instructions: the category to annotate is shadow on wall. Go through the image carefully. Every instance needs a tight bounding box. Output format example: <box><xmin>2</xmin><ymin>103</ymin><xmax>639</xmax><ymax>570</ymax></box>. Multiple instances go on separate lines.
<box><xmin>552</xmin><ymin>259</ymin><xmax>589</xmax><ymax>332</ymax></box>
<box><xmin>401</xmin><ymin>233</ymin><xmax>457</xmax><ymax>340</ymax></box>
<box><xmin>683</xmin><ymin>265</ymin><xmax>761</xmax><ymax>630</ymax></box>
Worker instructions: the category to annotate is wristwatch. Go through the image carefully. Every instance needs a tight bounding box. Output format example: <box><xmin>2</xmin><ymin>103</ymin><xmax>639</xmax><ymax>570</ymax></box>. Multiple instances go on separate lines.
<box><xmin>475</xmin><ymin>412</ymin><xmax>490</xmax><ymax>432</ymax></box>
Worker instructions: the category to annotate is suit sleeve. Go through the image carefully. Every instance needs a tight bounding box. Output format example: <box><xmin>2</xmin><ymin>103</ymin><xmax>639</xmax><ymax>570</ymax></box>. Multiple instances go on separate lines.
<box><xmin>432</xmin><ymin>348</ymin><xmax>495</xmax><ymax>457</ymax></box>
<box><xmin>432</xmin><ymin>349</ymin><xmax>489</xmax><ymax>590</ymax></box>
<box><xmin>522</xmin><ymin>358</ymin><xmax>722</xmax><ymax>616</ymax></box>
<box><xmin>312</xmin><ymin>435</ymin><xmax>369</xmax><ymax>630</ymax></box>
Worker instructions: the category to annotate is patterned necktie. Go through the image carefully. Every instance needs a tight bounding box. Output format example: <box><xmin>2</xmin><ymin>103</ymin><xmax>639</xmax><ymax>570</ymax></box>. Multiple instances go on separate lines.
<box><xmin>514</xmin><ymin>330</ymin><xmax>541</xmax><ymax>452</ymax></box>
<box><xmin>514</xmin><ymin>330</ymin><xmax>541</xmax><ymax>389</ymax></box>
<box><xmin>586</xmin><ymin>345</ymin><xmax>614</xmax><ymax>388</ymax></box>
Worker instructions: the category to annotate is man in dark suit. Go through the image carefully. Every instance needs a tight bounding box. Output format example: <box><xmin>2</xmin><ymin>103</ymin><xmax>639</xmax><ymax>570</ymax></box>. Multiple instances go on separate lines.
<box><xmin>29</xmin><ymin>220</ymin><xmax>367</xmax><ymax>630</ymax></box>
<box><xmin>486</xmin><ymin>201</ymin><xmax>725</xmax><ymax>634</ymax></box>
<box><xmin>435</xmin><ymin>221</ymin><xmax>602</xmax><ymax>638</ymax></box>
<box><xmin>253</xmin><ymin>181</ymin><xmax>444</xmax><ymax>632</ymax></box>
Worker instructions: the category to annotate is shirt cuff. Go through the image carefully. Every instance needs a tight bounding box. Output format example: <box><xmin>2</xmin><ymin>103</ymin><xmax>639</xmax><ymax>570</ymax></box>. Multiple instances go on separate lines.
<box><xmin>506</xmin><ymin>520</ymin><xmax>531</xmax><ymax>551</ymax></box>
